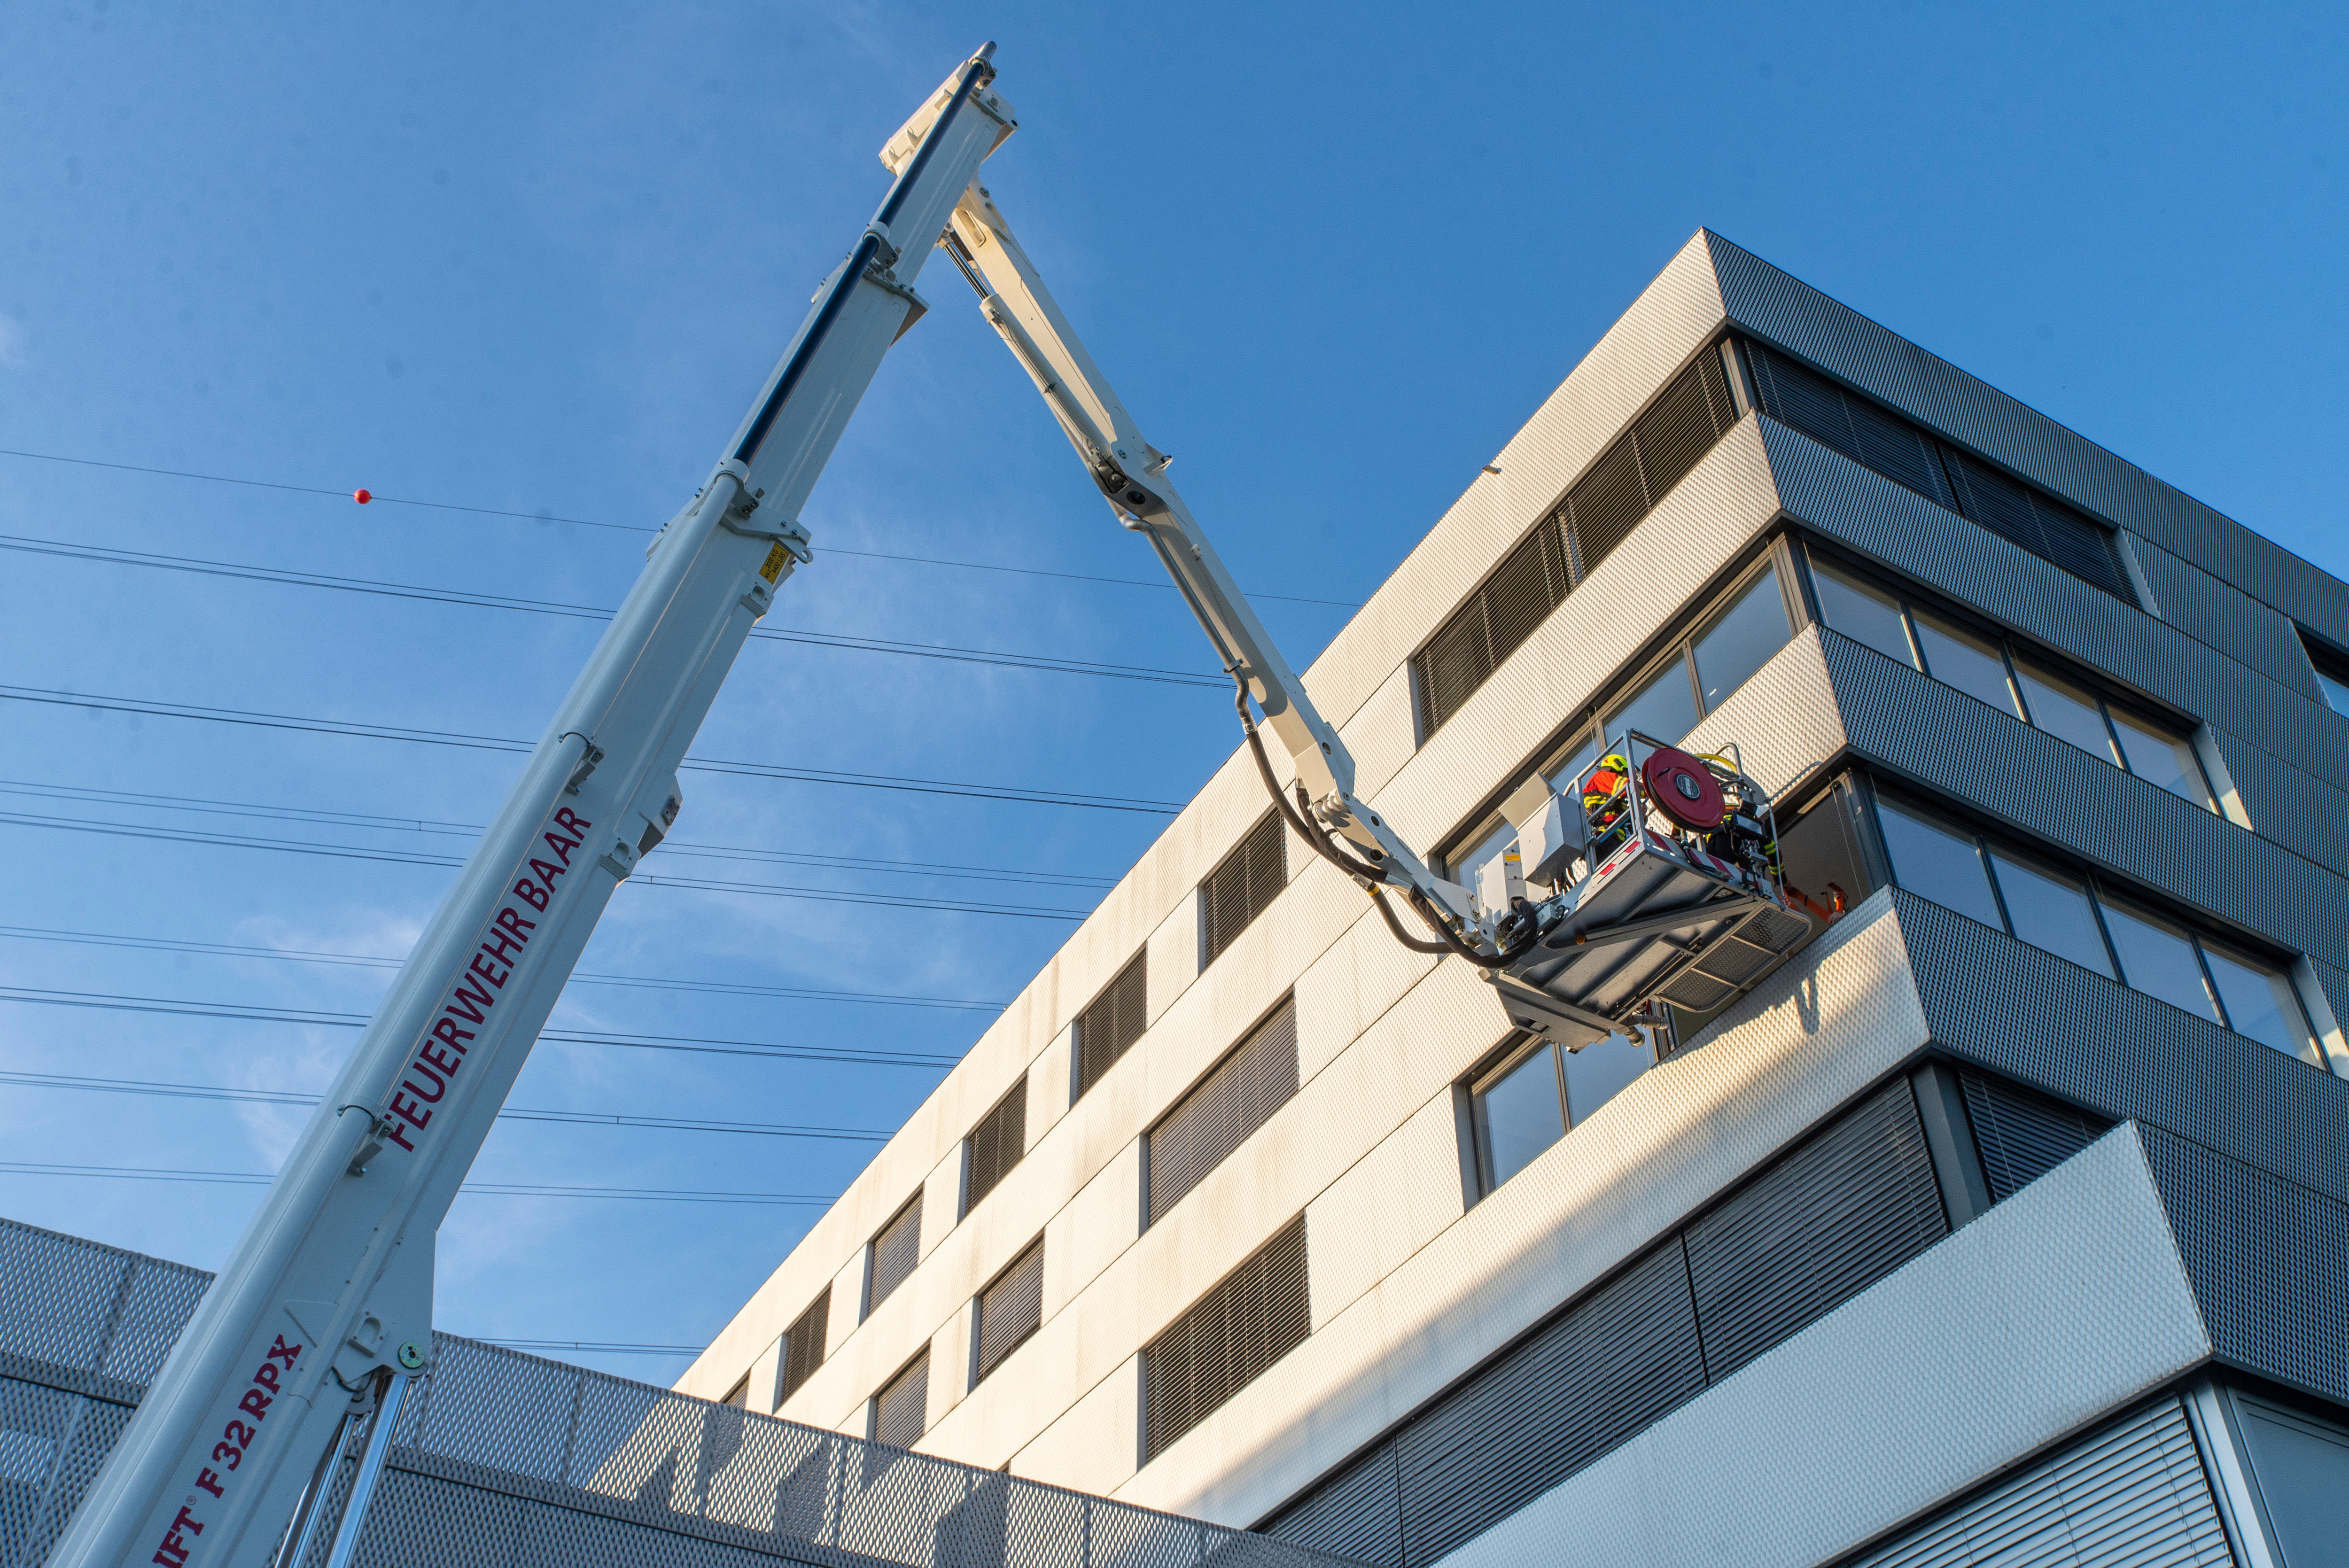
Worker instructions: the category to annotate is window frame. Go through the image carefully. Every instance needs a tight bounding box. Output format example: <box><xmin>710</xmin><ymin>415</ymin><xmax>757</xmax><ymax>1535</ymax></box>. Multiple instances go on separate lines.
<box><xmin>1798</xmin><ymin>542</ymin><xmax>2219</xmax><ymax>813</ymax></box>
<box><xmin>1466</xmin><ymin>1032</ymin><xmax>1568</xmax><ymax>1197</ymax></box>
<box><xmin>1198</xmin><ymin>808</ymin><xmax>1288</xmax><ymax>970</ymax></box>
<box><xmin>960</xmin><ymin>1078</ymin><xmax>1027</xmax><ymax>1220</ymax></box>
<box><xmin>868</xmin><ymin>1346</ymin><xmax>930</xmax><ymax>1449</ymax></box>
<box><xmin>777</xmin><ymin>1288</ymin><xmax>830</xmax><ymax>1408</ymax></box>
<box><xmin>2299</xmin><ymin>631</ymin><xmax>2349</xmax><ymax>717</ymax></box>
<box><xmin>970</xmin><ymin>1235</ymin><xmax>1046</xmax><ymax>1390</ymax></box>
<box><xmin>861</xmin><ymin>1191</ymin><xmax>924</xmax><ymax>1322</ymax></box>
<box><xmin>1072</xmin><ymin>950</ymin><xmax>1148</xmax><ymax>1103</ymax></box>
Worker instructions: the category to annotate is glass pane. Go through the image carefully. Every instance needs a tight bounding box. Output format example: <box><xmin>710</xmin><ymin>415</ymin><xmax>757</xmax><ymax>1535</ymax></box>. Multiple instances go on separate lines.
<box><xmin>1545</xmin><ymin>730</ymin><xmax>1605</xmax><ymax>796</ymax></box>
<box><xmin>2107</xmin><ymin>711</ymin><xmax>2213</xmax><ymax>810</ymax></box>
<box><xmin>1478</xmin><ymin>1046</ymin><xmax>1564</xmax><ymax>1189</ymax></box>
<box><xmin>2235</xmin><ymin>1405</ymin><xmax>2349</xmax><ymax>1568</ymax></box>
<box><xmin>1811</xmin><ymin>563</ymin><xmax>1917</xmax><ymax>668</ymax></box>
<box><xmin>1562</xmin><ymin>1032</ymin><xmax>1651</xmax><ymax>1125</ymax></box>
<box><xmin>1606</xmin><ymin>657</ymin><xmax>1699</xmax><ymax>748</ymax></box>
<box><xmin>2198</xmin><ymin>942</ymin><xmax>2321</xmax><ymax>1067</ymax></box>
<box><xmin>1911</xmin><ymin>613</ymin><xmax>2022</xmax><ymax>716</ymax></box>
<box><xmin>2316</xmin><ymin>668</ymin><xmax>2349</xmax><ymax>717</ymax></box>
<box><xmin>2099</xmin><ymin>900</ymin><xmax>2221</xmax><ymax>1022</ymax></box>
<box><xmin>1691</xmin><ymin>567</ymin><xmax>1794</xmax><ymax>712</ymax></box>
<box><xmin>1875</xmin><ymin>800</ymin><xmax>2004</xmax><ymax>930</ymax></box>
<box><xmin>2013</xmin><ymin>663</ymin><xmax>2120</xmax><ymax>764</ymax></box>
<box><xmin>1989</xmin><ymin>852</ymin><xmax>2113</xmax><ymax>977</ymax></box>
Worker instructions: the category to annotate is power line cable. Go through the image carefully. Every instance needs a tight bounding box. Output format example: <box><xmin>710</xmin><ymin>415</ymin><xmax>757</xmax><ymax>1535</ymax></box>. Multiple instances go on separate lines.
<box><xmin>0</xmin><ymin>1068</ymin><xmax>893</xmax><ymax>1141</ymax></box>
<box><xmin>0</xmin><ymin>533</ymin><xmax>1229</xmax><ymax>690</ymax></box>
<box><xmin>0</xmin><ymin>986</ymin><xmax>963</xmax><ymax>1067</ymax></box>
<box><xmin>0</xmin><ymin>446</ymin><xmax>1362</xmax><ymax>607</ymax></box>
<box><xmin>0</xmin><ymin>684</ymin><xmax>1184</xmax><ymax>814</ymax></box>
<box><xmin>0</xmin><ymin>1160</ymin><xmax>837</xmax><ymax>1206</ymax></box>
<box><xmin>0</xmin><ymin>924</ymin><xmax>1011</xmax><ymax>1011</ymax></box>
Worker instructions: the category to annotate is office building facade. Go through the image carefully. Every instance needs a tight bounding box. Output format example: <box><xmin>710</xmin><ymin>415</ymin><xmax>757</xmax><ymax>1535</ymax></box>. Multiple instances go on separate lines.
<box><xmin>681</xmin><ymin>231</ymin><xmax>2349</xmax><ymax>1568</ymax></box>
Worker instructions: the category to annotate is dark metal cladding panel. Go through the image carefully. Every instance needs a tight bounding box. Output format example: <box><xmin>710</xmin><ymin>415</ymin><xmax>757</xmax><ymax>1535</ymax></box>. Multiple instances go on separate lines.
<box><xmin>974</xmin><ymin>1242</ymin><xmax>1044</xmax><ymax>1386</ymax></box>
<box><xmin>1143</xmin><ymin>1217</ymin><xmax>1311</xmax><ymax>1462</ymax></box>
<box><xmin>1843</xmin><ymin>1397</ymin><xmax>2231</xmax><ymax>1568</ymax></box>
<box><xmin>778</xmin><ymin>1289</ymin><xmax>828</xmax><ymax>1406</ymax></box>
<box><xmin>2213</xmin><ymin>736</ymin><xmax>2349</xmax><ymax>881</ymax></box>
<box><xmin>1260</xmin><ymin>1444</ymin><xmax>1404</xmax><ymax>1568</ymax></box>
<box><xmin>1818</xmin><ymin>628</ymin><xmax>2349</xmax><ymax>974</ymax></box>
<box><xmin>1705</xmin><ymin>231</ymin><xmax>2349</xmax><ymax>644</ymax></box>
<box><xmin>2126</xmin><ymin>534</ymin><xmax>2332</xmax><ymax>704</ymax></box>
<box><xmin>1150</xmin><ymin>998</ymin><xmax>1301</xmax><ymax>1226</ymax></box>
<box><xmin>1894</xmin><ymin>890</ymin><xmax>2349</xmax><ymax>1210</ymax></box>
<box><xmin>1076</xmin><ymin>950</ymin><xmax>1149</xmax><ymax>1097</ymax></box>
<box><xmin>1957</xmin><ymin>1069</ymin><xmax>2113</xmax><ymax>1203</ymax></box>
<box><xmin>867</xmin><ymin>1194</ymin><xmax>924</xmax><ymax>1317</ymax></box>
<box><xmin>874</xmin><ymin>1348</ymin><xmax>929</xmax><ymax>1449</ymax></box>
<box><xmin>1393</xmin><ymin>1243</ymin><xmax>1703</xmax><ymax>1567</ymax></box>
<box><xmin>2140</xmin><ymin>1126</ymin><xmax>2349</xmax><ymax>1409</ymax></box>
<box><xmin>1683</xmin><ymin>1079</ymin><xmax>1948</xmax><ymax>1382</ymax></box>
<box><xmin>965</xmin><ymin>1081</ymin><xmax>1027</xmax><ymax>1215</ymax></box>
<box><xmin>1769</xmin><ymin>419</ymin><xmax>2349</xmax><ymax>791</ymax></box>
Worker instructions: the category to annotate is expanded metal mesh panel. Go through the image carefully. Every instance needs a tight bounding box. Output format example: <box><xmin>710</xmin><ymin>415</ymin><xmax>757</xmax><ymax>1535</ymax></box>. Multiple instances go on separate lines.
<box><xmin>1148</xmin><ymin>998</ymin><xmax>1300</xmax><ymax>1226</ymax></box>
<box><xmin>1958</xmin><ymin>1069</ymin><xmax>2112</xmax><ymax>1203</ymax></box>
<box><xmin>965</xmin><ymin>1083</ymin><xmax>1027</xmax><ymax>1217</ymax></box>
<box><xmin>873</xmin><ymin>1349</ymin><xmax>929</xmax><ymax>1449</ymax></box>
<box><xmin>0</xmin><ymin>1376</ymin><xmax>135</xmax><ymax>1568</ymax></box>
<box><xmin>778</xmin><ymin>1289</ymin><xmax>829</xmax><ymax>1408</ymax></box>
<box><xmin>0</xmin><ymin>1216</ymin><xmax>210</xmax><ymax>1404</ymax></box>
<box><xmin>1201</xmin><ymin>813</ymin><xmax>1286</xmax><ymax>970</ymax></box>
<box><xmin>1075</xmin><ymin>951</ymin><xmax>1149</xmax><ymax>1099</ymax></box>
<box><xmin>1143</xmin><ymin>1218</ymin><xmax>1310</xmax><ymax>1462</ymax></box>
<box><xmin>1394</xmin><ymin>1242</ymin><xmax>1703</xmax><ymax>1567</ymax></box>
<box><xmin>2140</xmin><ymin>1127</ymin><xmax>2349</xmax><ymax>1408</ymax></box>
<box><xmin>868</xmin><ymin>1195</ymin><xmax>924</xmax><ymax>1319</ymax></box>
<box><xmin>1844</xmin><ymin>1397</ymin><xmax>2230</xmax><ymax>1568</ymax></box>
<box><xmin>974</xmin><ymin>1243</ymin><xmax>1043</xmax><ymax>1387</ymax></box>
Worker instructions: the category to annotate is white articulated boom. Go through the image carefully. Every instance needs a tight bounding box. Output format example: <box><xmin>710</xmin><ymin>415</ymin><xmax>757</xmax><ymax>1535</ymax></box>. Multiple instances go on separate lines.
<box><xmin>56</xmin><ymin>45</ymin><xmax>1818</xmax><ymax>1568</ymax></box>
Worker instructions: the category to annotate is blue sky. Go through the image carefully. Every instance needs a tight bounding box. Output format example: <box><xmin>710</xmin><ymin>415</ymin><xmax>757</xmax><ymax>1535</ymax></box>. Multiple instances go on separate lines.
<box><xmin>4</xmin><ymin>2</ymin><xmax>2341</xmax><ymax>1380</ymax></box>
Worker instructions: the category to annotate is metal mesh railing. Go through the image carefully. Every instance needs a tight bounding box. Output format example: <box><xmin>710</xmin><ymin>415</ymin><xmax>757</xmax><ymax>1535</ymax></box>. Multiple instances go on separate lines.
<box><xmin>1</xmin><ymin>1215</ymin><xmax>1361</xmax><ymax>1568</ymax></box>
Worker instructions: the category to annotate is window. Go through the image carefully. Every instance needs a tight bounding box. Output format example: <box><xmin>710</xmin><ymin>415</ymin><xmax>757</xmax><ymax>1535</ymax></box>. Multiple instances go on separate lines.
<box><xmin>1742</xmin><ymin>341</ymin><xmax>2133</xmax><ymax>602</ymax></box>
<box><xmin>1874</xmin><ymin>793</ymin><xmax>2326</xmax><ymax>1070</ymax></box>
<box><xmin>863</xmin><ymin>1194</ymin><xmax>923</xmax><ymax>1320</ymax></box>
<box><xmin>1142</xmin><ymin>1217</ymin><xmax>1310</xmax><ymax>1461</ymax></box>
<box><xmin>2303</xmin><ymin>635</ymin><xmax>2349</xmax><ymax>715</ymax></box>
<box><xmin>1147</xmin><ymin>997</ymin><xmax>1300</xmax><ymax>1225</ymax></box>
<box><xmin>963</xmin><ymin>1080</ymin><xmax>1026</xmax><ymax>1217</ymax></box>
<box><xmin>1444</xmin><ymin>555</ymin><xmax>1797</xmax><ymax>902</ymax></box>
<box><xmin>972</xmin><ymin>1238</ymin><xmax>1044</xmax><ymax>1387</ymax></box>
<box><xmin>1414</xmin><ymin>344</ymin><xmax>1743</xmax><ymax>734</ymax></box>
<box><xmin>871</xmin><ymin>1349</ymin><xmax>928</xmax><ymax>1449</ymax></box>
<box><xmin>1466</xmin><ymin>1031</ymin><xmax>1652</xmax><ymax>1195</ymax></box>
<box><xmin>778</xmin><ymin>1289</ymin><xmax>829</xmax><ymax>1406</ymax></box>
<box><xmin>2231</xmin><ymin>1395</ymin><xmax>2349</xmax><ymax>1568</ymax></box>
<box><xmin>1811</xmin><ymin>555</ymin><xmax>2216</xmax><ymax>812</ymax></box>
<box><xmin>1074</xmin><ymin>951</ymin><xmax>1147</xmax><ymax>1100</ymax></box>
<box><xmin>1201</xmin><ymin>811</ymin><xmax>1285</xmax><ymax>967</ymax></box>
<box><xmin>721</xmin><ymin>1375</ymin><xmax>749</xmax><ymax>1409</ymax></box>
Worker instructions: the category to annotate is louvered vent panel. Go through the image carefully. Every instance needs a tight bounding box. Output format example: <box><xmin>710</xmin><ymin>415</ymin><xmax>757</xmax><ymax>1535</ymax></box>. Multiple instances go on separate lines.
<box><xmin>1629</xmin><ymin>348</ymin><xmax>1735</xmax><ymax>505</ymax></box>
<box><xmin>1682</xmin><ymin>1079</ymin><xmax>1947</xmax><ymax>1382</ymax></box>
<box><xmin>1203</xmin><ymin>811</ymin><xmax>1286</xmax><ymax>967</ymax></box>
<box><xmin>964</xmin><ymin>1080</ymin><xmax>1027</xmax><ymax>1215</ymax></box>
<box><xmin>1748</xmin><ymin>342</ymin><xmax>2132</xmax><ymax>604</ymax></box>
<box><xmin>1260</xmin><ymin>1442</ymin><xmax>1404</xmax><ymax>1568</ymax></box>
<box><xmin>865</xmin><ymin>1195</ymin><xmax>923</xmax><ymax>1318</ymax></box>
<box><xmin>1960</xmin><ymin>1069</ymin><xmax>2111</xmax><ymax>1203</ymax></box>
<box><xmin>1142</xmin><ymin>1217</ymin><xmax>1310</xmax><ymax>1460</ymax></box>
<box><xmin>778</xmin><ymin>1288</ymin><xmax>829</xmax><ymax>1405</ymax></box>
<box><xmin>1417</xmin><ymin>598</ymin><xmax>1493</xmax><ymax>734</ymax></box>
<box><xmin>1149</xmin><ymin>998</ymin><xmax>1301</xmax><ymax>1225</ymax></box>
<box><xmin>973</xmin><ymin>1240</ymin><xmax>1044</xmax><ymax>1385</ymax></box>
<box><xmin>872</xmin><ymin>1349</ymin><xmax>928</xmax><ymax>1449</ymax></box>
<box><xmin>1481</xmin><ymin>519</ymin><xmax>1568</xmax><ymax>670</ymax></box>
<box><xmin>1395</xmin><ymin>1243</ymin><xmax>1704</xmax><ymax>1566</ymax></box>
<box><xmin>1075</xmin><ymin>951</ymin><xmax>1148</xmax><ymax>1098</ymax></box>
<box><xmin>1564</xmin><ymin>438</ymin><xmax>1650</xmax><ymax>581</ymax></box>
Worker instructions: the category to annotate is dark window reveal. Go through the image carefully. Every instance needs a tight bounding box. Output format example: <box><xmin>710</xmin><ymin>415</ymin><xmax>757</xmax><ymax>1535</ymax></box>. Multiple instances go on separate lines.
<box><xmin>1143</xmin><ymin>1217</ymin><xmax>1311</xmax><ymax>1460</ymax></box>
<box><xmin>963</xmin><ymin>1081</ymin><xmax>1026</xmax><ymax>1217</ymax></box>
<box><xmin>1074</xmin><ymin>951</ymin><xmax>1148</xmax><ymax>1100</ymax></box>
<box><xmin>1148</xmin><ymin>998</ymin><xmax>1301</xmax><ymax>1225</ymax></box>
<box><xmin>1415</xmin><ymin>346</ymin><xmax>1742</xmax><ymax>735</ymax></box>
<box><xmin>1202</xmin><ymin>811</ymin><xmax>1287</xmax><ymax>968</ymax></box>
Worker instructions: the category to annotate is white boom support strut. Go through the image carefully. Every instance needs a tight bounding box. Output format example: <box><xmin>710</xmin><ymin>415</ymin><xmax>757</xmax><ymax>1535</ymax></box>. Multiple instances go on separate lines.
<box><xmin>50</xmin><ymin>47</ymin><xmax>1015</xmax><ymax>1568</ymax></box>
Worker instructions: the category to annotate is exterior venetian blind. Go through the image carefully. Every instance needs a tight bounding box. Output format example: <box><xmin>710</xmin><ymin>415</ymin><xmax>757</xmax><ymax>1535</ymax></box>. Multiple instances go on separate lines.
<box><xmin>1415</xmin><ymin>345</ymin><xmax>1741</xmax><ymax>735</ymax></box>
<box><xmin>778</xmin><ymin>1288</ymin><xmax>829</xmax><ymax>1405</ymax></box>
<box><xmin>1742</xmin><ymin>342</ymin><xmax>2134</xmax><ymax>604</ymax></box>
<box><xmin>872</xmin><ymin>1348</ymin><xmax>928</xmax><ymax>1449</ymax></box>
<box><xmin>864</xmin><ymin>1194</ymin><xmax>922</xmax><ymax>1320</ymax></box>
<box><xmin>1074</xmin><ymin>952</ymin><xmax>1148</xmax><ymax>1100</ymax></box>
<box><xmin>1959</xmin><ymin>1069</ymin><xmax>2110</xmax><ymax>1203</ymax></box>
<box><xmin>973</xmin><ymin>1239</ymin><xmax>1044</xmax><ymax>1386</ymax></box>
<box><xmin>964</xmin><ymin>1080</ymin><xmax>1027</xmax><ymax>1216</ymax></box>
<box><xmin>1143</xmin><ymin>1216</ymin><xmax>1310</xmax><ymax>1461</ymax></box>
<box><xmin>1147</xmin><ymin>998</ymin><xmax>1300</xmax><ymax>1226</ymax></box>
<box><xmin>1202</xmin><ymin>811</ymin><xmax>1286</xmax><ymax>968</ymax></box>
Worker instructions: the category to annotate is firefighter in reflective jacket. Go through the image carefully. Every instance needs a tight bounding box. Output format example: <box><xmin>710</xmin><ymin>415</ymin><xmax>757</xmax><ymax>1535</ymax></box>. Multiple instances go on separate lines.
<box><xmin>1583</xmin><ymin>753</ymin><xmax>1634</xmax><ymax>858</ymax></box>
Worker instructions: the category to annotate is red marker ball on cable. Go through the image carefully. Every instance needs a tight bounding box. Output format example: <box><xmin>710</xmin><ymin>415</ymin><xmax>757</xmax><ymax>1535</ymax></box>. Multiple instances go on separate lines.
<box><xmin>353</xmin><ymin>488</ymin><xmax>372</xmax><ymax>505</ymax></box>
